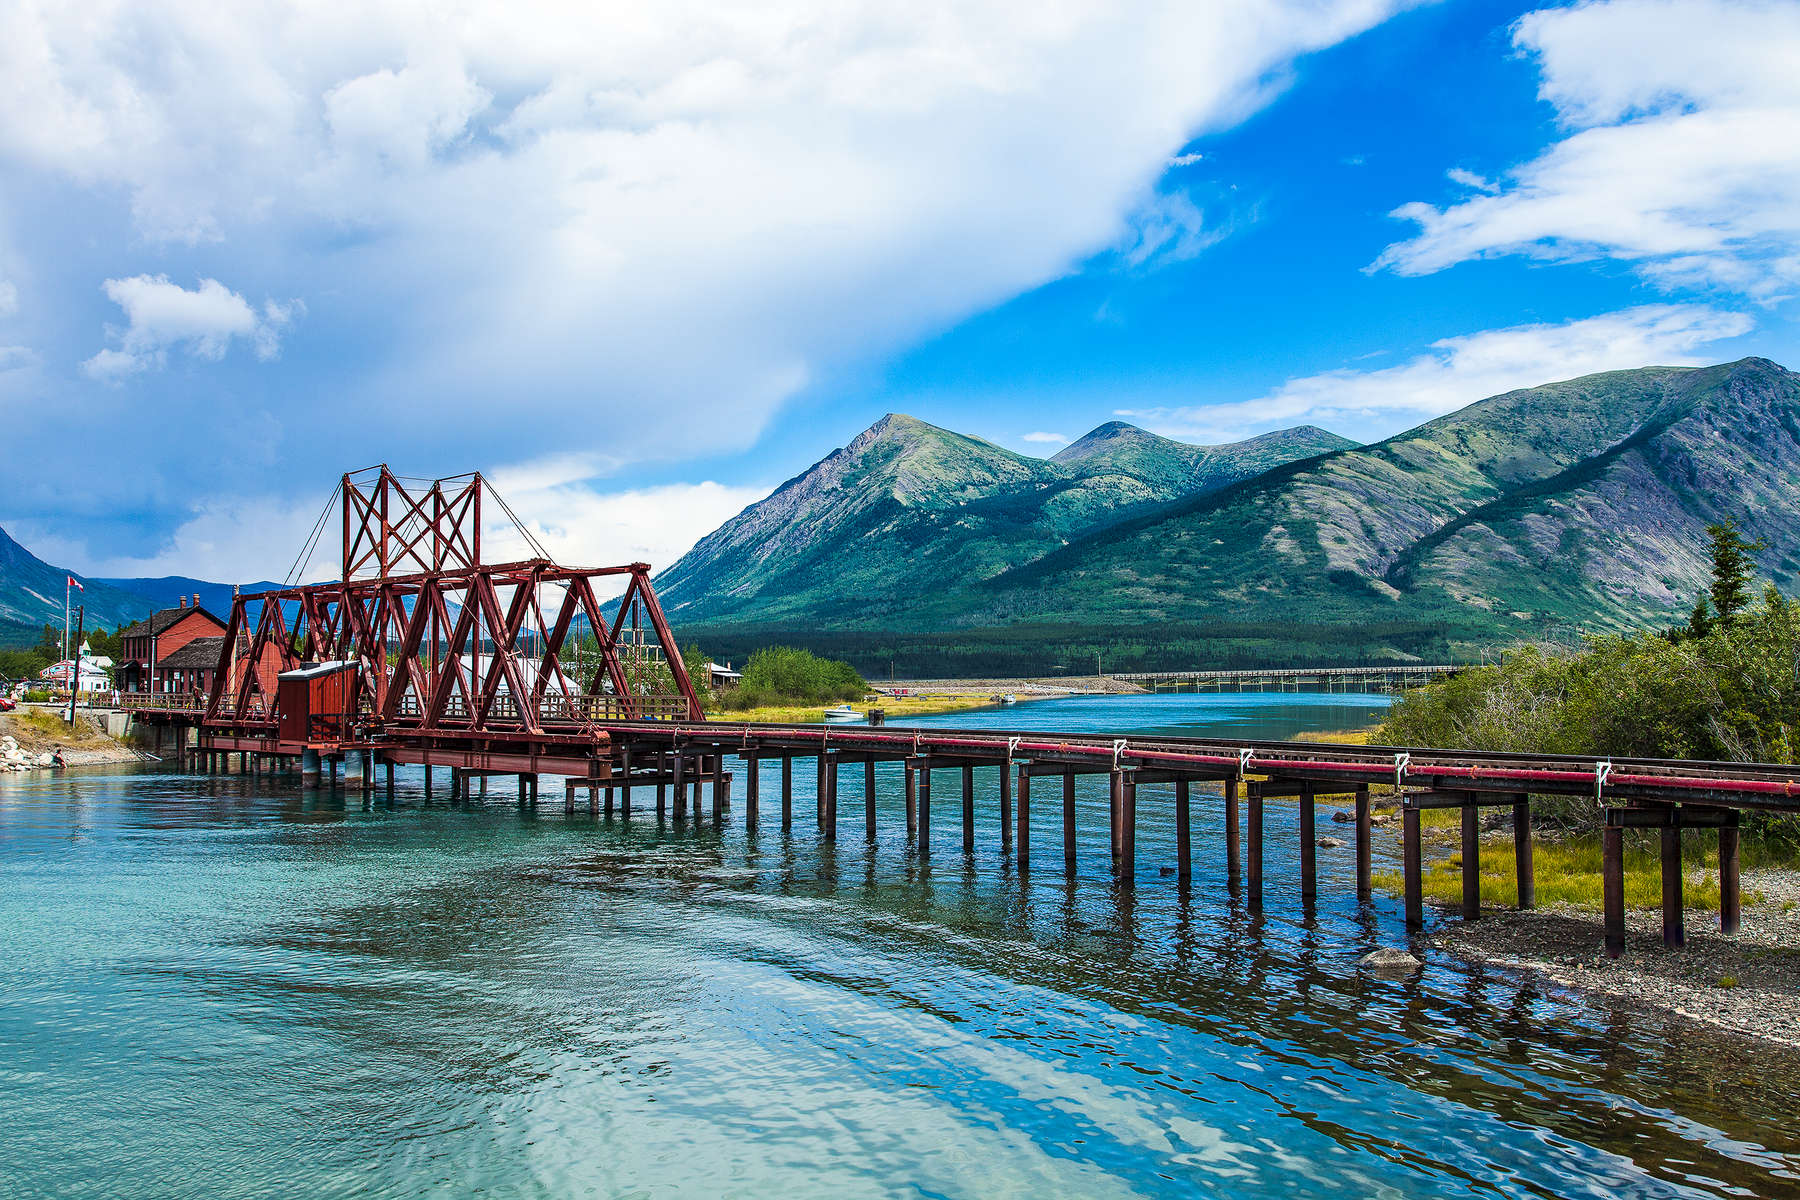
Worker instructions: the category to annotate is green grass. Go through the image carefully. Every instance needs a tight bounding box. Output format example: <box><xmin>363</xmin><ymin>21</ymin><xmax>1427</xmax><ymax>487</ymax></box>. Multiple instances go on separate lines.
<box><xmin>1373</xmin><ymin>832</ymin><xmax>1747</xmax><ymax>910</ymax></box>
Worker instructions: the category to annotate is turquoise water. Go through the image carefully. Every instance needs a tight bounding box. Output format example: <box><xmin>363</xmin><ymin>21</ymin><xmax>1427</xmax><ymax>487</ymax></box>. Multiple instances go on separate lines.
<box><xmin>2</xmin><ymin>693</ymin><xmax>1798</xmax><ymax>1198</ymax></box>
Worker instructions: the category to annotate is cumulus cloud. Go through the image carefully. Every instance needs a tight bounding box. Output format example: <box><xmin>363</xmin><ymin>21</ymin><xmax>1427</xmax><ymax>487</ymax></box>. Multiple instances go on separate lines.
<box><xmin>1375</xmin><ymin>0</ymin><xmax>1800</xmax><ymax>298</ymax></box>
<box><xmin>82</xmin><ymin>275</ymin><xmax>299</xmax><ymax>380</ymax></box>
<box><xmin>1119</xmin><ymin>304</ymin><xmax>1752</xmax><ymax>442</ymax></box>
<box><xmin>0</xmin><ymin>1</ymin><xmax>1405</xmax><ymax>487</ymax></box>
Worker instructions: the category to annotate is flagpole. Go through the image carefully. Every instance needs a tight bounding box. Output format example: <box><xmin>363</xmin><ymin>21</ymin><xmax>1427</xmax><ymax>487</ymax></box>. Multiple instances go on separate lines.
<box><xmin>62</xmin><ymin>576</ymin><xmax>69</xmax><ymax>664</ymax></box>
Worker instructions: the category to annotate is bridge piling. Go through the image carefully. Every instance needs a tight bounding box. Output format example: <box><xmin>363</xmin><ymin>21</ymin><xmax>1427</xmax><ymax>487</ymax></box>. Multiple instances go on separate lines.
<box><xmin>1299</xmin><ymin>783</ymin><xmax>1317</xmax><ymax>902</ymax></box>
<box><xmin>1175</xmin><ymin>779</ymin><xmax>1191</xmax><ymax>890</ymax></box>
<box><xmin>1661</xmin><ymin>818</ymin><xmax>1685</xmax><ymax>949</ymax></box>
<box><xmin>1512</xmin><ymin>794</ymin><xmax>1533</xmax><ymax>908</ymax></box>
<box><xmin>864</xmin><ymin>759</ymin><xmax>877</xmax><ymax>843</ymax></box>
<box><xmin>1225</xmin><ymin>778</ymin><xmax>1241</xmax><ymax>885</ymax></box>
<box><xmin>1119</xmin><ymin>776</ymin><xmax>1136</xmax><ymax>887</ymax></box>
<box><xmin>781</xmin><ymin>754</ymin><xmax>793</xmax><ymax>833</ymax></box>
<box><xmin>1721</xmin><ymin>815</ymin><xmax>1741</xmax><ymax>934</ymax></box>
<box><xmin>1603</xmin><ymin>817</ymin><xmax>1625</xmax><ymax>957</ymax></box>
<box><xmin>1461</xmin><ymin>795</ymin><xmax>1480</xmax><ymax>920</ymax></box>
<box><xmin>1247</xmin><ymin>781</ymin><xmax>1264</xmax><ymax>910</ymax></box>
<box><xmin>1403</xmin><ymin>806</ymin><xmax>1423</xmax><ymax>930</ymax></box>
<box><xmin>745</xmin><ymin>751</ymin><xmax>760</xmax><ymax>831</ymax></box>
<box><xmin>904</xmin><ymin>761</ymin><xmax>918</xmax><ymax>837</ymax></box>
<box><xmin>1062</xmin><ymin>772</ymin><xmax>1076</xmax><ymax>875</ymax></box>
<box><xmin>1354</xmin><ymin>786</ymin><xmax>1372</xmax><ymax>901</ymax></box>
<box><xmin>962</xmin><ymin>764</ymin><xmax>975</xmax><ymax>855</ymax></box>
<box><xmin>1016</xmin><ymin>766</ymin><xmax>1030</xmax><ymax>871</ymax></box>
<box><xmin>919</xmin><ymin>766</ymin><xmax>932</xmax><ymax>855</ymax></box>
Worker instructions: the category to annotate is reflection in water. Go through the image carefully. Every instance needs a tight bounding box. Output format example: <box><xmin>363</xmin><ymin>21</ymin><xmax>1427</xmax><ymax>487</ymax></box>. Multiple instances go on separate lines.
<box><xmin>0</xmin><ymin>694</ymin><xmax>1796</xmax><ymax>1198</ymax></box>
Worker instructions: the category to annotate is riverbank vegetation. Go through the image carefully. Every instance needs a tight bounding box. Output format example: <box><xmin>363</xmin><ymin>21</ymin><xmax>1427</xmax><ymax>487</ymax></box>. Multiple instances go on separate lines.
<box><xmin>1357</xmin><ymin>521</ymin><xmax>1800</xmax><ymax>919</ymax></box>
<box><xmin>716</xmin><ymin>646</ymin><xmax>866</xmax><ymax>712</ymax></box>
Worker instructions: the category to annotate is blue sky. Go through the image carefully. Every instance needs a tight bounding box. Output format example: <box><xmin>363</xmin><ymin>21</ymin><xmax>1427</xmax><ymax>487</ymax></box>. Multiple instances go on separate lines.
<box><xmin>1</xmin><ymin>0</ymin><xmax>1795</xmax><ymax>583</ymax></box>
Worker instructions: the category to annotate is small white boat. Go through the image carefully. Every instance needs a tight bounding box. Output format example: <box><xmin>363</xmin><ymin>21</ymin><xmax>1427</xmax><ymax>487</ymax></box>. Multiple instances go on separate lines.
<box><xmin>822</xmin><ymin>704</ymin><xmax>861</xmax><ymax>722</ymax></box>
<box><xmin>990</xmin><ymin>693</ymin><xmax>1019</xmax><ymax>705</ymax></box>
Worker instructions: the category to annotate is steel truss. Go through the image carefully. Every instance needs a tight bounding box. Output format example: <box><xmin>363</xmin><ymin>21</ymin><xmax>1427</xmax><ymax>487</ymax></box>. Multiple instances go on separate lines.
<box><xmin>203</xmin><ymin>467</ymin><xmax>702</xmax><ymax>743</ymax></box>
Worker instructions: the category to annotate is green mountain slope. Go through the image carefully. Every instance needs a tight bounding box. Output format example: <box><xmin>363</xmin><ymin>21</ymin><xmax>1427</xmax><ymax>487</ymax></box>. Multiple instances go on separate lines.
<box><xmin>655</xmin><ymin>414</ymin><xmax>1349</xmax><ymax>626</ymax></box>
<box><xmin>0</xmin><ymin>527</ymin><xmax>153</xmax><ymax>643</ymax></box>
<box><xmin>961</xmin><ymin>357</ymin><xmax>1800</xmax><ymax>645</ymax></box>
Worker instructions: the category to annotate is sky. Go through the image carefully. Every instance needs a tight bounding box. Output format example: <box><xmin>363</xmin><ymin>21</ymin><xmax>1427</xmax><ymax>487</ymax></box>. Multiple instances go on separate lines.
<box><xmin>1</xmin><ymin>0</ymin><xmax>1796</xmax><ymax>586</ymax></box>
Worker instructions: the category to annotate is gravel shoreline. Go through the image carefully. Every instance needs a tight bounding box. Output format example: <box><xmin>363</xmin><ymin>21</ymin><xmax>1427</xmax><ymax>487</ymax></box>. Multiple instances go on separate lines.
<box><xmin>1427</xmin><ymin>869</ymin><xmax>1800</xmax><ymax>1050</ymax></box>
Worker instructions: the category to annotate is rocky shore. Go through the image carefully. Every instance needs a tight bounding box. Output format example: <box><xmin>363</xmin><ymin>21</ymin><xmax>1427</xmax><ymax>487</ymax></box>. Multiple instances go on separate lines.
<box><xmin>1430</xmin><ymin>872</ymin><xmax>1800</xmax><ymax>1050</ymax></box>
<box><xmin>0</xmin><ymin>711</ymin><xmax>149</xmax><ymax>770</ymax></box>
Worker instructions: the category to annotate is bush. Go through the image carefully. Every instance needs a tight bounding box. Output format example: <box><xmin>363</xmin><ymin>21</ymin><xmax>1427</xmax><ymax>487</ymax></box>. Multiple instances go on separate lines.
<box><xmin>1377</xmin><ymin>586</ymin><xmax>1800</xmax><ymax>835</ymax></box>
<box><xmin>720</xmin><ymin>646</ymin><xmax>866</xmax><ymax>710</ymax></box>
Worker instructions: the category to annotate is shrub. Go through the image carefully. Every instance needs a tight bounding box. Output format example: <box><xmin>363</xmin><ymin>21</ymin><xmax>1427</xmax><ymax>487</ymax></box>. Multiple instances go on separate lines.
<box><xmin>720</xmin><ymin>646</ymin><xmax>866</xmax><ymax>709</ymax></box>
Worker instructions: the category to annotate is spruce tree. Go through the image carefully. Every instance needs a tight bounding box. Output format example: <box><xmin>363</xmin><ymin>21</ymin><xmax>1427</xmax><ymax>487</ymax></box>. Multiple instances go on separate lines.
<box><xmin>1706</xmin><ymin>518</ymin><xmax>1764</xmax><ymax>624</ymax></box>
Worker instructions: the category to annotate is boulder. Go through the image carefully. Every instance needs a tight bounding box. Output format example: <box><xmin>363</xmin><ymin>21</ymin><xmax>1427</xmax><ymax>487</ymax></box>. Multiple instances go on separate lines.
<box><xmin>1317</xmin><ymin>836</ymin><xmax>1345</xmax><ymax>848</ymax></box>
<box><xmin>1361</xmin><ymin>947</ymin><xmax>1421</xmax><ymax>977</ymax></box>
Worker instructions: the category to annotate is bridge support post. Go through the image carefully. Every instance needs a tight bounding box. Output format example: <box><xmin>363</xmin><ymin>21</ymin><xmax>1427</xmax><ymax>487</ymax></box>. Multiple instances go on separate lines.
<box><xmin>1225</xmin><ymin>778</ymin><xmax>1240</xmax><ymax>887</ymax></box>
<box><xmin>1461</xmin><ymin>795</ymin><xmax>1480</xmax><ymax>920</ymax></box>
<box><xmin>385</xmin><ymin>761</ymin><xmax>395</xmax><ymax>800</ymax></box>
<box><xmin>1661</xmin><ymin>814</ymin><xmax>1685</xmax><ymax>949</ymax></box>
<box><xmin>1175</xmin><ymin>779</ymin><xmax>1191</xmax><ymax>891</ymax></box>
<box><xmin>864</xmin><ymin>759</ymin><xmax>877</xmax><ymax>843</ymax></box>
<box><xmin>1016</xmin><ymin>765</ymin><xmax>1030</xmax><ymax>871</ymax></box>
<box><xmin>903</xmin><ymin>761</ymin><xmax>917</xmax><ymax>837</ymax></box>
<box><xmin>1246</xmin><ymin>781</ymin><xmax>1263</xmax><ymax>911</ymax></box>
<box><xmin>713</xmin><ymin>757</ymin><xmax>726</xmax><ymax>828</ymax></box>
<box><xmin>918</xmin><ymin>765</ymin><xmax>932</xmax><ymax>855</ymax></box>
<box><xmin>962</xmin><ymin>764</ymin><xmax>975</xmax><ymax>855</ymax></box>
<box><xmin>782</xmin><ymin>755</ymin><xmax>793</xmax><ymax>833</ymax></box>
<box><xmin>671</xmin><ymin>753</ymin><xmax>685</xmax><ymax>823</ymax></box>
<box><xmin>1720</xmin><ymin>813</ymin><xmax>1741</xmax><ymax>934</ymax></box>
<box><xmin>822</xmin><ymin>755</ymin><xmax>837</xmax><ymax>841</ymax></box>
<box><xmin>691</xmin><ymin>774</ymin><xmax>703</xmax><ymax>823</ymax></box>
<box><xmin>1603</xmin><ymin>815</ymin><xmax>1625</xmax><ymax>958</ymax></box>
<box><xmin>1062</xmin><ymin>772</ymin><xmax>1076</xmax><ymax>876</ymax></box>
<box><xmin>1108</xmin><ymin>770</ymin><xmax>1123</xmax><ymax>872</ymax></box>
<box><xmin>621</xmin><ymin>751</ymin><xmax>632</xmax><ymax>819</ymax></box>
<box><xmin>1512</xmin><ymin>793</ymin><xmax>1534</xmax><ymax>909</ymax></box>
<box><xmin>1354</xmin><ymin>786</ymin><xmax>1372</xmax><ymax>901</ymax></box>
<box><xmin>999</xmin><ymin>760</ymin><xmax>1012</xmax><ymax>853</ymax></box>
<box><xmin>301</xmin><ymin>747</ymin><xmax>320</xmax><ymax>787</ymax></box>
<box><xmin>816</xmin><ymin>754</ymin><xmax>828</xmax><ymax>827</ymax></box>
<box><xmin>424</xmin><ymin>766</ymin><xmax>433</xmax><ymax>798</ymax></box>
<box><xmin>745</xmin><ymin>751</ymin><xmax>760</xmax><ymax>831</ymax></box>
<box><xmin>656</xmin><ymin>777</ymin><xmax>667</xmax><ymax>820</ymax></box>
<box><xmin>1299</xmin><ymin>783</ymin><xmax>1316</xmax><ymax>903</ymax></box>
<box><xmin>1402</xmin><ymin>805</ymin><xmax>1422</xmax><ymax>931</ymax></box>
<box><xmin>1119</xmin><ymin>774</ymin><xmax>1136</xmax><ymax>888</ymax></box>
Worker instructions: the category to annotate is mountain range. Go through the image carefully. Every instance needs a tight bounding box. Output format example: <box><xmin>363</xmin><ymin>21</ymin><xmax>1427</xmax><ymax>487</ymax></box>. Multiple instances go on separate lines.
<box><xmin>659</xmin><ymin>357</ymin><xmax>1800</xmax><ymax>671</ymax></box>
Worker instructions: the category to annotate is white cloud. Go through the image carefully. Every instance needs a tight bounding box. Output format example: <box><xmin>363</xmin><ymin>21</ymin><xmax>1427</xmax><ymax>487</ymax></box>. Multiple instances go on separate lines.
<box><xmin>1119</xmin><ymin>304</ymin><xmax>1752</xmax><ymax>442</ymax></box>
<box><xmin>0</xmin><ymin>279</ymin><xmax>16</xmax><ymax>317</ymax></box>
<box><xmin>1020</xmin><ymin>431</ymin><xmax>1069</xmax><ymax>444</ymax></box>
<box><xmin>1168</xmin><ymin>152</ymin><xmax>1204</xmax><ymax>167</ymax></box>
<box><xmin>82</xmin><ymin>275</ymin><xmax>298</xmax><ymax>380</ymax></box>
<box><xmin>1444</xmin><ymin>167</ymin><xmax>1496</xmax><ymax>193</ymax></box>
<box><xmin>1376</xmin><ymin>0</ymin><xmax>1800</xmax><ymax>298</ymax></box>
<box><xmin>0</xmin><ymin>0</ymin><xmax>1406</xmax><ymax>476</ymax></box>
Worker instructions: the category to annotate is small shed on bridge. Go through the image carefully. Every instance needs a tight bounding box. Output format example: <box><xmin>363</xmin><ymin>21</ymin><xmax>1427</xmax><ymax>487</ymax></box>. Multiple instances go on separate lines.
<box><xmin>276</xmin><ymin>661</ymin><xmax>358</xmax><ymax>743</ymax></box>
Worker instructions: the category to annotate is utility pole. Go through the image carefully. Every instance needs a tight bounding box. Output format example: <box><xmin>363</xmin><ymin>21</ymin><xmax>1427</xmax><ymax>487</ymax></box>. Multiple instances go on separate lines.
<box><xmin>66</xmin><ymin>606</ymin><xmax>84</xmax><ymax>725</ymax></box>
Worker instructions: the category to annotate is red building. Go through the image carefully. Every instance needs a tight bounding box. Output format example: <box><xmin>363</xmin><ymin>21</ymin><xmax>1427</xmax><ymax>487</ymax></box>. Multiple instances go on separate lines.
<box><xmin>117</xmin><ymin>597</ymin><xmax>227</xmax><ymax>693</ymax></box>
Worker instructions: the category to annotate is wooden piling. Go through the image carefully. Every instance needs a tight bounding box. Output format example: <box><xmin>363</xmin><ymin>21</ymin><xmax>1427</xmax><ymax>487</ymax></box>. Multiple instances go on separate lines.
<box><xmin>919</xmin><ymin>765</ymin><xmax>932</xmax><ymax>854</ymax></box>
<box><xmin>712</xmin><ymin>756</ymin><xmax>726</xmax><ymax>828</ymax></box>
<box><xmin>1299</xmin><ymin>782</ymin><xmax>1316</xmax><ymax>902</ymax></box>
<box><xmin>1461</xmin><ymin>797</ymin><xmax>1480</xmax><ymax>920</ymax></box>
<box><xmin>620</xmin><ymin>751</ymin><xmax>632</xmax><ymax>819</ymax></box>
<box><xmin>864</xmin><ymin>759</ymin><xmax>877</xmax><ymax>843</ymax></box>
<box><xmin>1175</xmin><ymin>778</ymin><xmax>1191</xmax><ymax>891</ymax></box>
<box><xmin>1602</xmin><ymin>820</ymin><xmax>1625</xmax><ymax>958</ymax></box>
<box><xmin>962</xmin><ymin>763</ymin><xmax>975</xmax><ymax>854</ymax></box>
<box><xmin>1353</xmin><ymin>786</ymin><xmax>1371</xmax><ymax>901</ymax></box>
<box><xmin>904</xmin><ymin>761</ymin><xmax>918</xmax><ymax>836</ymax></box>
<box><xmin>1016</xmin><ymin>765</ymin><xmax>1030</xmax><ymax>871</ymax></box>
<box><xmin>1247</xmin><ymin>781</ymin><xmax>1263</xmax><ymax>910</ymax></box>
<box><xmin>1402</xmin><ymin>804</ymin><xmax>1422</xmax><ymax>931</ymax></box>
<box><xmin>1062</xmin><ymin>772</ymin><xmax>1076</xmax><ymax>875</ymax></box>
<box><xmin>1108</xmin><ymin>770</ymin><xmax>1124</xmax><ymax>871</ymax></box>
<box><xmin>782</xmin><ymin>755</ymin><xmax>793</xmax><ymax>833</ymax></box>
<box><xmin>745</xmin><ymin>751</ymin><xmax>760</xmax><ymax>830</ymax></box>
<box><xmin>672</xmin><ymin>753</ymin><xmax>685</xmax><ymax>822</ymax></box>
<box><xmin>999</xmin><ymin>759</ymin><xmax>1013</xmax><ymax>853</ymax></box>
<box><xmin>1720</xmin><ymin>814</ymin><xmax>1741</xmax><ymax>935</ymax></box>
<box><xmin>1224</xmin><ymin>777</ymin><xmax>1241</xmax><ymax>884</ymax></box>
<box><xmin>656</xmin><ymin>779</ymin><xmax>667</xmax><ymax>819</ymax></box>
<box><xmin>821</xmin><ymin>755</ymin><xmax>837</xmax><ymax>841</ymax></box>
<box><xmin>1512</xmin><ymin>793</ymin><xmax>1534</xmax><ymax>909</ymax></box>
<box><xmin>1661</xmin><ymin>817</ymin><xmax>1684</xmax><ymax>949</ymax></box>
<box><xmin>1119</xmin><ymin>775</ymin><xmax>1136</xmax><ymax>887</ymax></box>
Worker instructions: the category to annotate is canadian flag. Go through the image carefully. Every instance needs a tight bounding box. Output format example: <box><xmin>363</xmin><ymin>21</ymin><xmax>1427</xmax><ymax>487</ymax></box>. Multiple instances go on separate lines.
<box><xmin>67</xmin><ymin>575</ymin><xmax>83</xmax><ymax>592</ymax></box>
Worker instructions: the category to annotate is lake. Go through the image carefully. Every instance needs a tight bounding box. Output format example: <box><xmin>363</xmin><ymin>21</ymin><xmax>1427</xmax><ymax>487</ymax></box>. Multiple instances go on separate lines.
<box><xmin>1</xmin><ymin>692</ymin><xmax>1797</xmax><ymax>1198</ymax></box>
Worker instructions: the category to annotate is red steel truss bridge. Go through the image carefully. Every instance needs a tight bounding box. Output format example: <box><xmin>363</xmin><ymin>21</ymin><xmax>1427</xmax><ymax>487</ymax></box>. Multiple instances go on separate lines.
<box><xmin>121</xmin><ymin>466</ymin><xmax>1800</xmax><ymax>959</ymax></box>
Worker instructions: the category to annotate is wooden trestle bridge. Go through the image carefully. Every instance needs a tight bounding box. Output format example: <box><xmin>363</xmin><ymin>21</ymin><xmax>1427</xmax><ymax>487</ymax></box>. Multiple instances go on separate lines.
<box><xmin>122</xmin><ymin>467</ymin><xmax>1800</xmax><ymax>960</ymax></box>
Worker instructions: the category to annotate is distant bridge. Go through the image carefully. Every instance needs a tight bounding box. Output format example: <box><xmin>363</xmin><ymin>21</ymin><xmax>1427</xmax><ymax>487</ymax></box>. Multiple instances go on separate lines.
<box><xmin>1112</xmin><ymin>664</ymin><xmax>1458</xmax><ymax>694</ymax></box>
